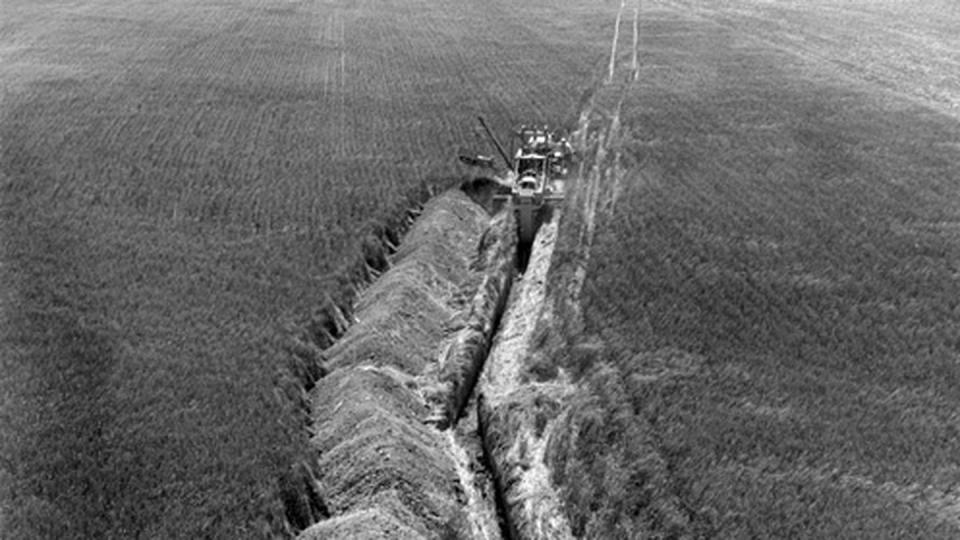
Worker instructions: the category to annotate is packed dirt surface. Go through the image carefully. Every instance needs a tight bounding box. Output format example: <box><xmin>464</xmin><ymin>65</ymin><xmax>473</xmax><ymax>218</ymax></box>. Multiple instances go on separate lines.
<box><xmin>478</xmin><ymin>215</ymin><xmax>577</xmax><ymax>540</ymax></box>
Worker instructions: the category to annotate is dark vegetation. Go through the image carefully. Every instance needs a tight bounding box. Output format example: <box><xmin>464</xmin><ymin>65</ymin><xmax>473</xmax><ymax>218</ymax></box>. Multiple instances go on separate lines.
<box><xmin>0</xmin><ymin>0</ymin><xmax>614</xmax><ymax>536</ymax></box>
<box><xmin>548</xmin><ymin>3</ymin><xmax>960</xmax><ymax>538</ymax></box>
<box><xmin>7</xmin><ymin>0</ymin><xmax>957</xmax><ymax>536</ymax></box>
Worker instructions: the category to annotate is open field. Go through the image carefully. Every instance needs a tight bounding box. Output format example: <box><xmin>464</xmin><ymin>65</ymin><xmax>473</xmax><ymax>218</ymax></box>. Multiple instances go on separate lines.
<box><xmin>668</xmin><ymin>0</ymin><xmax>960</xmax><ymax>116</ymax></box>
<box><xmin>548</xmin><ymin>1</ymin><xmax>960</xmax><ymax>537</ymax></box>
<box><xmin>6</xmin><ymin>0</ymin><xmax>960</xmax><ymax>537</ymax></box>
<box><xmin>0</xmin><ymin>0</ymin><xmax>617</xmax><ymax>536</ymax></box>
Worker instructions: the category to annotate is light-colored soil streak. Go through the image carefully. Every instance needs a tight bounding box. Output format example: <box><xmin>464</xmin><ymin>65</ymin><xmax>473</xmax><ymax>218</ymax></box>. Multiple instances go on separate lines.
<box><xmin>470</xmin><ymin>65</ymin><xmax>634</xmax><ymax>537</ymax></box>
<box><xmin>478</xmin><ymin>215</ymin><xmax>577</xmax><ymax>540</ymax></box>
<box><xmin>446</xmin><ymin>415</ymin><xmax>502</xmax><ymax>540</ymax></box>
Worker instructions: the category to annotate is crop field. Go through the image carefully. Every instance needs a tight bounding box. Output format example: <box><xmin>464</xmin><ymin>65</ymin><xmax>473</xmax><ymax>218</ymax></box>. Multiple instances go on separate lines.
<box><xmin>0</xmin><ymin>0</ymin><xmax>618</xmax><ymax>536</ymax></box>
<box><xmin>557</xmin><ymin>0</ymin><xmax>960</xmax><ymax>537</ymax></box>
<box><xmin>6</xmin><ymin>0</ymin><xmax>960</xmax><ymax>537</ymax></box>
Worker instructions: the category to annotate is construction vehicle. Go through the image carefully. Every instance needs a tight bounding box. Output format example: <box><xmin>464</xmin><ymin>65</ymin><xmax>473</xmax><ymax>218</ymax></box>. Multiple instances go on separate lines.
<box><xmin>458</xmin><ymin>116</ymin><xmax>570</xmax><ymax>244</ymax></box>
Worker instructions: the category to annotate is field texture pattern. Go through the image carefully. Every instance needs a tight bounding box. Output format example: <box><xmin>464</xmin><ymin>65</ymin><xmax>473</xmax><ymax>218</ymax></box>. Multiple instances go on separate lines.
<box><xmin>549</xmin><ymin>1</ymin><xmax>960</xmax><ymax>537</ymax></box>
<box><xmin>0</xmin><ymin>0</ymin><xmax>615</xmax><ymax>536</ymax></box>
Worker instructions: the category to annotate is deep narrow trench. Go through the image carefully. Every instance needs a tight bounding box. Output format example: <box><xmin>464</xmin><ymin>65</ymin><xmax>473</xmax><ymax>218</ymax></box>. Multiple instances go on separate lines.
<box><xmin>433</xmin><ymin>181</ymin><xmax>578</xmax><ymax>538</ymax></box>
<box><xmin>282</xmin><ymin>134</ymin><xmax>590</xmax><ymax>538</ymax></box>
<box><xmin>458</xmin><ymin>74</ymin><xmax>630</xmax><ymax>539</ymax></box>
<box><xmin>474</xmin><ymin>214</ymin><xmax>576</xmax><ymax>540</ymax></box>
<box><xmin>284</xmin><ymin>184</ymin><xmax>537</xmax><ymax>539</ymax></box>
<box><xmin>515</xmin><ymin>239</ymin><xmax>533</xmax><ymax>274</ymax></box>
<box><xmin>282</xmin><ymin>171</ymin><xmax>587</xmax><ymax>539</ymax></box>
<box><xmin>449</xmin><ymin>261</ymin><xmax>537</xmax><ymax>540</ymax></box>
<box><xmin>476</xmin><ymin>392</ymin><xmax>518</xmax><ymax>540</ymax></box>
<box><xmin>428</xmin><ymin>198</ymin><xmax>524</xmax><ymax>540</ymax></box>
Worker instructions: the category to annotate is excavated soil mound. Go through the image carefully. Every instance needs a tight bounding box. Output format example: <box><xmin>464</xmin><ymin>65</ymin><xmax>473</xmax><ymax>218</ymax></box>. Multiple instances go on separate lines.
<box><xmin>299</xmin><ymin>189</ymin><xmax>495</xmax><ymax>539</ymax></box>
<box><xmin>301</xmin><ymin>368</ymin><xmax>461</xmax><ymax>539</ymax></box>
<box><xmin>322</xmin><ymin>190</ymin><xmax>489</xmax><ymax>374</ymax></box>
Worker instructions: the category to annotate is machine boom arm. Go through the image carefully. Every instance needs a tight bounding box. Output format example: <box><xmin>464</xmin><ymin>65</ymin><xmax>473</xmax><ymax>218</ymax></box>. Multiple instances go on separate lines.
<box><xmin>477</xmin><ymin>116</ymin><xmax>513</xmax><ymax>170</ymax></box>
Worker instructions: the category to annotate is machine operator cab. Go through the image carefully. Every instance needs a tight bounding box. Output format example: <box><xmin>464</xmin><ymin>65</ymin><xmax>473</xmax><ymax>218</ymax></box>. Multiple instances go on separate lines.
<box><xmin>459</xmin><ymin>116</ymin><xmax>567</xmax><ymax>245</ymax></box>
<box><xmin>517</xmin><ymin>126</ymin><xmax>550</xmax><ymax>153</ymax></box>
<box><xmin>516</xmin><ymin>125</ymin><xmax>572</xmax><ymax>177</ymax></box>
<box><xmin>513</xmin><ymin>151</ymin><xmax>548</xmax><ymax>206</ymax></box>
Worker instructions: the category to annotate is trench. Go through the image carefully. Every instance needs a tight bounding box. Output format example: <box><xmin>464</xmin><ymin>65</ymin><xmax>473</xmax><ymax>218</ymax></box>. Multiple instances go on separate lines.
<box><xmin>459</xmin><ymin>72</ymin><xmax>634</xmax><ymax>539</ymax></box>
<box><xmin>415</xmin><ymin>195</ymin><xmax>571</xmax><ymax>540</ymax></box>
<box><xmin>285</xmin><ymin>170</ymin><xmax>576</xmax><ymax>538</ymax></box>
<box><xmin>475</xmin><ymin>215</ymin><xmax>576</xmax><ymax>540</ymax></box>
<box><xmin>430</xmin><ymin>200</ymin><xmax>575</xmax><ymax>540</ymax></box>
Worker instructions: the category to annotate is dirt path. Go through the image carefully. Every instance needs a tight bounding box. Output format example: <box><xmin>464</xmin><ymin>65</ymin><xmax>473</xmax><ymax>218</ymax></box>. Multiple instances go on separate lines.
<box><xmin>482</xmin><ymin>220</ymin><xmax>558</xmax><ymax>396</ymax></box>
<box><xmin>478</xmin><ymin>214</ymin><xmax>577</xmax><ymax>540</ymax></box>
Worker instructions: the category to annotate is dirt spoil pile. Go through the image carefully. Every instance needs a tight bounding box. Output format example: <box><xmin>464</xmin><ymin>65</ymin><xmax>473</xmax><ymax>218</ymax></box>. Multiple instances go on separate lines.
<box><xmin>299</xmin><ymin>189</ymin><xmax>491</xmax><ymax>539</ymax></box>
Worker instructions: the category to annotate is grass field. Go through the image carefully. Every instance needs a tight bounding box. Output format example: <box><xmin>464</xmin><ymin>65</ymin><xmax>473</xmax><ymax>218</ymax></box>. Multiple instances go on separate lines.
<box><xmin>550</xmin><ymin>1</ymin><xmax>960</xmax><ymax>537</ymax></box>
<box><xmin>0</xmin><ymin>0</ymin><xmax>616</xmax><ymax>536</ymax></box>
<box><xmin>7</xmin><ymin>0</ymin><xmax>959</xmax><ymax>536</ymax></box>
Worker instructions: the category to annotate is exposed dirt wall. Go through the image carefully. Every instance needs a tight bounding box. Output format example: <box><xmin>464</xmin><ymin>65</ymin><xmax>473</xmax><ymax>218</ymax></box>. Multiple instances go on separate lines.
<box><xmin>428</xmin><ymin>209</ymin><xmax>518</xmax><ymax>428</ymax></box>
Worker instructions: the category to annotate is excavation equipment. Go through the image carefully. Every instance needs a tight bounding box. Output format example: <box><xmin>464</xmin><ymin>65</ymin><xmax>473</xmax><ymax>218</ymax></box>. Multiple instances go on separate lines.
<box><xmin>458</xmin><ymin>117</ymin><xmax>569</xmax><ymax>244</ymax></box>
